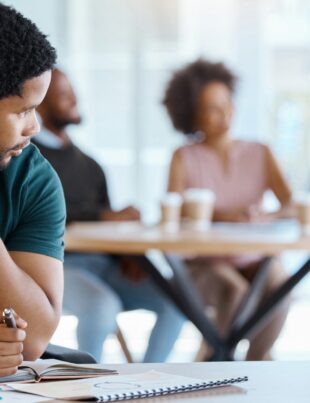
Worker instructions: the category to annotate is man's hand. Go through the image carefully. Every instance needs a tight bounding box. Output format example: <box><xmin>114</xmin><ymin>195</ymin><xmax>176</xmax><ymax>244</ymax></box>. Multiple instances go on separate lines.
<box><xmin>246</xmin><ymin>205</ymin><xmax>274</xmax><ymax>223</ymax></box>
<box><xmin>213</xmin><ymin>209</ymin><xmax>252</xmax><ymax>223</ymax></box>
<box><xmin>0</xmin><ymin>312</ymin><xmax>27</xmax><ymax>377</ymax></box>
<box><xmin>214</xmin><ymin>206</ymin><xmax>276</xmax><ymax>223</ymax></box>
<box><xmin>100</xmin><ymin>206</ymin><xmax>141</xmax><ymax>222</ymax></box>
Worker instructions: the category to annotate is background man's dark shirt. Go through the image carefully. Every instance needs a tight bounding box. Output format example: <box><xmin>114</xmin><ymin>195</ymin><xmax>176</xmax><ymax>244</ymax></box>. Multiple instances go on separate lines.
<box><xmin>33</xmin><ymin>139</ymin><xmax>110</xmax><ymax>223</ymax></box>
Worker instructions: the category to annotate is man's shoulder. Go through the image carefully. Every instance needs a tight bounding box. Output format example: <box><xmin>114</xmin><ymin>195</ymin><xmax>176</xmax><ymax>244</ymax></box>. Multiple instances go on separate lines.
<box><xmin>7</xmin><ymin>143</ymin><xmax>54</xmax><ymax>181</ymax></box>
<box><xmin>6</xmin><ymin>143</ymin><xmax>64</xmax><ymax>207</ymax></box>
<box><xmin>24</xmin><ymin>143</ymin><xmax>61</xmax><ymax>182</ymax></box>
<box><xmin>13</xmin><ymin>142</ymin><xmax>50</xmax><ymax>167</ymax></box>
<box><xmin>72</xmin><ymin>144</ymin><xmax>105</xmax><ymax>173</ymax></box>
<box><xmin>35</xmin><ymin>135</ymin><xmax>102</xmax><ymax>169</ymax></box>
<box><xmin>12</xmin><ymin>141</ymin><xmax>40</xmax><ymax>165</ymax></box>
<box><xmin>4</xmin><ymin>143</ymin><xmax>66</xmax><ymax>261</ymax></box>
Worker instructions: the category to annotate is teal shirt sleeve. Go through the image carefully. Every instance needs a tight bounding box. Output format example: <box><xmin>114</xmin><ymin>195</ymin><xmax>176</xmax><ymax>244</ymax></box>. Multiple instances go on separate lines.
<box><xmin>5</xmin><ymin>149</ymin><xmax>66</xmax><ymax>261</ymax></box>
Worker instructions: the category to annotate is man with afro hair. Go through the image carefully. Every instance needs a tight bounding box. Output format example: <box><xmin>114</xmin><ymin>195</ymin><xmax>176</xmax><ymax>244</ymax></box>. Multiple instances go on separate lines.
<box><xmin>0</xmin><ymin>3</ymin><xmax>65</xmax><ymax>376</ymax></box>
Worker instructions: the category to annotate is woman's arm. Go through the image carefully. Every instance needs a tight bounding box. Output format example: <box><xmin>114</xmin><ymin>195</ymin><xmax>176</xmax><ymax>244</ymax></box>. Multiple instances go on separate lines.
<box><xmin>264</xmin><ymin>145</ymin><xmax>294</xmax><ymax>219</ymax></box>
<box><xmin>167</xmin><ymin>150</ymin><xmax>186</xmax><ymax>193</ymax></box>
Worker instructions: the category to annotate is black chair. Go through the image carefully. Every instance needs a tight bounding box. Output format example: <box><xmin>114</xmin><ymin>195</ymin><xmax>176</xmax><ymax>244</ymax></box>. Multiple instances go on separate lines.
<box><xmin>41</xmin><ymin>344</ymin><xmax>97</xmax><ymax>364</ymax></box>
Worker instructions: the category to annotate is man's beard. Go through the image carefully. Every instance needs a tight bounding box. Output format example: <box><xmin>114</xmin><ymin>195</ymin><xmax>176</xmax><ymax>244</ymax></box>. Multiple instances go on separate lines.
<box><xmin>0</xmin><ymin>158</ymin><xmax>10</xmax><ymax>171</ymax></box>
<box><xmin>0</xmin><ymin>150</ymin><xmax>12</xmax><ymax>170</ymax></box>
<box><xmin>54</xmin><ymin>115</ymin><xmax>82</xmax><ymax>128</ymax></box>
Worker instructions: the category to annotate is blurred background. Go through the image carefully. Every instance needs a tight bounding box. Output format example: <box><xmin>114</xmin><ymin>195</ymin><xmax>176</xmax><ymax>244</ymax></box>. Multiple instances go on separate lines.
<box><xmin>5</xmin><ymin>0</ymin><xmax>310</xmax><ymax>361</ymax></box>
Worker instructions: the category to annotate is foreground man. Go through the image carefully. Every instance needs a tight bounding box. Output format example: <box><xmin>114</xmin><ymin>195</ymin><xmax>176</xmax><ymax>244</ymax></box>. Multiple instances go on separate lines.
<box><xmin>0</xmin><ymin>4</ymin><xmax>65</xmax><ymax>376</ymax></box>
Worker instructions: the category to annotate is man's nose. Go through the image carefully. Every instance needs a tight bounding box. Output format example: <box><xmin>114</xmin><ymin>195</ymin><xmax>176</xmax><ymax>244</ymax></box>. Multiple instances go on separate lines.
<box><xmin>23</xmin><ymin>113</ymin><xmax>41</xmax><ymax>138</ymax></box>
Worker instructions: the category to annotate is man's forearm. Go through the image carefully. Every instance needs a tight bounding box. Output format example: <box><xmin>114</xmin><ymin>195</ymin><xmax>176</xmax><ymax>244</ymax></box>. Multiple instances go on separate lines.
<box><xmin>0</xmin><ymin>240</ymin><xmax>62</xmax><ymax>359</ymax></box>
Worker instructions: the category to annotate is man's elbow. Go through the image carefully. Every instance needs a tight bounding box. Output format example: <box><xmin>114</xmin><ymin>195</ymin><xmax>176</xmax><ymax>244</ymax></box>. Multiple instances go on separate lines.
<box><xmin>23</xmin><ymin>309</ymin><xmax>61</xmax><ymax>360</ymax></box>
<box><xmin>23</xmin><ymin>339</ymin><xmax>49</xmax><ymax>361</ymax></box>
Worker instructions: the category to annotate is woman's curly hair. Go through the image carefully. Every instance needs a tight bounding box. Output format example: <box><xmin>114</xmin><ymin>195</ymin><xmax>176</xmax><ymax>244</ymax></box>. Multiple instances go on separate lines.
<box><xmin>163</xmin><ymin>59</ymin><xmax>237</xmax><ymax>135</ymax></box>
<box><xmin>0</xmin><ymin>3</ymin><xmax>57</xmax><ymax>99</ymax></box>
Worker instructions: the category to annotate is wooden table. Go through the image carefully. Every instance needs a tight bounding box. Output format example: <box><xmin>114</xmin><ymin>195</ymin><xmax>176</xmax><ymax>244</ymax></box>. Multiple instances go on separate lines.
<box><xmin>65</xmin><ymin>220</ymin><xmax>310</xmax><ymax>255</ymax></box>
<box><xmin>65</xmin><ymin>220</ymin><xmax>310</xmax><ymax>361</ymax></box>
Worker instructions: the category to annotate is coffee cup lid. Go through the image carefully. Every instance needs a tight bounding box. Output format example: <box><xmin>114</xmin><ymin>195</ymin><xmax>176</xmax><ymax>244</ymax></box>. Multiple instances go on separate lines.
<box><xmin>161</xmin><ymin>192</ymin><xmax>183</xmax><ymax>206</ymax></box>
<box><xmin>294</xmin><ymin>192</ymin><xmax>310</xmax><ymax>204</ymax></box>
<box><xmin>183</xmin><ymin>188</ymin><xmax>215</xmax><ymax>202</ymax></box>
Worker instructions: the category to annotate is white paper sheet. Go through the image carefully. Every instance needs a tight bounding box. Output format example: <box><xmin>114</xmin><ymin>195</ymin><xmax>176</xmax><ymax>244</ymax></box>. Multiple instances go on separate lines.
<box><xmin>8</xmin><ymin>371</ymin><xmax>247</xmax><ymax>401</ymax></box>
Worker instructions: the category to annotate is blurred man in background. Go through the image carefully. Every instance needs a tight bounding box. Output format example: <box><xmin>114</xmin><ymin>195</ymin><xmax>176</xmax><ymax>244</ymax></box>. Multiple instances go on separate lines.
<box><xmin>34</xmin><ymin>68</ymin><xmax>184</xmax><ymax>363</ymax></box>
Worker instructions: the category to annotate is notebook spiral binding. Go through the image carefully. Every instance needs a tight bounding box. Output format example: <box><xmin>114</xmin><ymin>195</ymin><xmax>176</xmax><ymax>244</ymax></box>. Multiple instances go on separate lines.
<box><xmin>97</xmin><ymin>376</ymin><xmax>248</xmax><ymax>402</ymax></box>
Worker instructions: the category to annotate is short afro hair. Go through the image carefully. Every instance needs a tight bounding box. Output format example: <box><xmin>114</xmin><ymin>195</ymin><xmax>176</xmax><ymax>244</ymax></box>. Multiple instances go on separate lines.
<box><xmin>0</xmin><ymin>3</ymin><xmax>57</xmax><ymax>100</ymax></box>
<box><xmin>163</xmin><ymin>59</ymin><xmax>237</xmax><ymax>135</ymax></box>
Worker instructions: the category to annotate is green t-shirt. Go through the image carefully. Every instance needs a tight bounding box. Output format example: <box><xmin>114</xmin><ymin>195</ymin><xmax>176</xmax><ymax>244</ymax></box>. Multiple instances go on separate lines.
<box><xmin>0</xmin><ymin>143</ymin><xmax>66</xmax><ymax>261</ymax></box>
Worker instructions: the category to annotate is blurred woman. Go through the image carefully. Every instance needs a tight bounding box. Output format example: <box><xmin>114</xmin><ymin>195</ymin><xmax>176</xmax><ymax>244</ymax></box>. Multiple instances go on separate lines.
<box><xmin>163</xmin><ymin>59</ymin><xmax>292</xmax><ymax>360</ymax></box>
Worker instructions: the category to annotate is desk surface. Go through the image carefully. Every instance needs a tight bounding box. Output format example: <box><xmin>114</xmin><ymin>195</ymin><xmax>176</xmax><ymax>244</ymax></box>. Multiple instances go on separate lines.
<box><xmin>1</xmin><ymin>361</ymin><xmax>308</xmax><ymax>402</ymax></box>
<box><xmin>0</xmin><ymin>361</ymin><xmax>310</xmax><ymax>403</ymax></box>
<box><xmin>96</xmin><ymin>361</ymin><xmax>309</xmax><ymax>403</ymax></box>
<box><xmin>65</xmin><ymin>220</ymin><xmax>310</xmax><ymax>255</ymax></box>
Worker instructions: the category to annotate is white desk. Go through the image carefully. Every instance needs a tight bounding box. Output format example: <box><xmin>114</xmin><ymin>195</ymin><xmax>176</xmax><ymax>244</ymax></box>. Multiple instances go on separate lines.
<box><xmin>1</xmin><ymin>361</ymin><xmax>308</xmax><ymax>402</ymax></box>
<box><xmin>104</xmin><ymin>361</ymin><xmax>308</xmax><ymax>402</ymax></box>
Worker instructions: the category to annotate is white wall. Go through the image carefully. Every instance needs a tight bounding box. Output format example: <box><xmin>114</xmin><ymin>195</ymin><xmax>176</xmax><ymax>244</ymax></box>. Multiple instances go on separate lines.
<box><xmin>5</xmin><ymin>0</ymin><xmax>310</xmax><ymax>219</ymax></box>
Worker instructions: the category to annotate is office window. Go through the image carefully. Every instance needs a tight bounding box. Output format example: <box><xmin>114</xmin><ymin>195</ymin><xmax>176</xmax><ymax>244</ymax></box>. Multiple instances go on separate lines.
<box><xmin>5</xmin><ymin>0</ymin><xmax>310</xmax><ymax>214</ymax></box>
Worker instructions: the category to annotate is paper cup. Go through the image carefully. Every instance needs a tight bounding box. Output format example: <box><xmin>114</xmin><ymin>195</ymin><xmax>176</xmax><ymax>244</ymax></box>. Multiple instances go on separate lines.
<box><xmin>160</xmin><ymin>193</ymin><xmax>182</xmax><ymax>231</ymax></box>
<box><xmin>183</xmin><ymin>188</ymin><xmax>215</xmax><ymax>230</ymax></box>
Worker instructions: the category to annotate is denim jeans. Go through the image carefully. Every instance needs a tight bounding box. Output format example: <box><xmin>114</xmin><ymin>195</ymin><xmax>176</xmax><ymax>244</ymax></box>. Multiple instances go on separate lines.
<box><xmin>63</xmin><ymin>253</ymin><xmax>185</xmax><ymax>362</ymax></box>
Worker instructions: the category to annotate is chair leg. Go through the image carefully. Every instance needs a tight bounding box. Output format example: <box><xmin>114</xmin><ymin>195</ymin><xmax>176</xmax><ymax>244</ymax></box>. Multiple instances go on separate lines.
<box><xmin>116</xmin><ymin>327</ymin><xmax>134</xmax><ymax>363</ymax></box>
<box><xmin>194</xmin><ymin>339</ymin><xmax>209</xmax><ymax>361</ymax></box>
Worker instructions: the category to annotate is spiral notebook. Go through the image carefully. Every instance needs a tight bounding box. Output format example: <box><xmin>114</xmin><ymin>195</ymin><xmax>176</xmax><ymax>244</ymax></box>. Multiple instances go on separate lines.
<box><xmin>8</xmin><ymin>370</ymin><xmax>248</xmax><ymax>401</ymax></box>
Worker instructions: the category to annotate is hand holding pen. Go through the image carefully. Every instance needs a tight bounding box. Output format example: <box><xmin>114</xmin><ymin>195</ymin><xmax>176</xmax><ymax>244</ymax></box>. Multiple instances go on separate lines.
<box><xmin>2</xmin><ymin>308</ymin><xmax>17</xmax><ymax>328</ymax></box>
<box><xmin>0</xmin><ymin>308</ymin><xmax>27</xmax><ymax>377</ymax></box>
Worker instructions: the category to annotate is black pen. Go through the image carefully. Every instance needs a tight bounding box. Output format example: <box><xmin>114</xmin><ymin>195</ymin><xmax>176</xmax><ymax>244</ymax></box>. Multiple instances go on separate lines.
<box><xmin>2</xmin><ymin>308</ymin><xmax>17</xmax><ymax>328</ymax></box>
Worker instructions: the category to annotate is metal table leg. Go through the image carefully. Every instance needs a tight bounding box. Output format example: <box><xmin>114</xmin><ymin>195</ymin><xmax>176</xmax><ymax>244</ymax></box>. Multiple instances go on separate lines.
<box><xmin>227</xmin><ymin>257</ymin><xmax>310</xmax><ymax>349</ymax></box>
<box><xmin>134</xmin><ymin>254</ymin><xmax>230</xmax><ymax>361</ymax></box>
<box><xmin>135</xmin><ymin>255</ymin><xmax>310</xmax><ymax>361</ymax></box>
<box><xmin>229</xmin><ymin>257</ymin><xmax>273</xmax><ymax>333</ymax></box>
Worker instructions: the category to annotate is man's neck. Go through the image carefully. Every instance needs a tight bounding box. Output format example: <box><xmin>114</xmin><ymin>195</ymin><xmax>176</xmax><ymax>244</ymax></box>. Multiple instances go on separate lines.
<box><xmin>42</xmin><ymin>122</ymin><xmax>70</xmax><ymax>146</ymax></box>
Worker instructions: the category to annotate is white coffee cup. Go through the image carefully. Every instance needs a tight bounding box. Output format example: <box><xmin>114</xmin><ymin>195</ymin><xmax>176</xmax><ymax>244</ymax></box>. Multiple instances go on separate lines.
<box><xmin>160</xmin><ymin>192</ymin><xmax>182</xmax><ymax>231</ymax></box>
<box><xmin>183</xmin><ymin>188</ymin><xmax>215</xmax><ymax>230</ymax></box>
<box><xmin>294</xmin><ymin>193</ymin><xmax>310</xmax><ymax>235</ymax></box>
